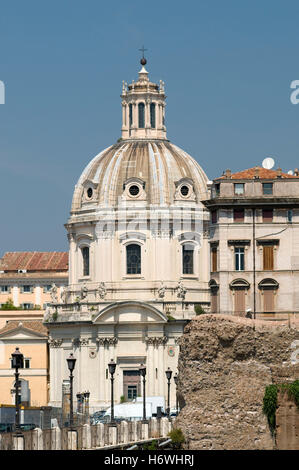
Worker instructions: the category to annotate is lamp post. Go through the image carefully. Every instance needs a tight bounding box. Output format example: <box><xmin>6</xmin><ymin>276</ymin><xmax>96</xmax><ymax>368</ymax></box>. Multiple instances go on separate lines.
<box><xmin>173</xmin><ymin>373</ymin><xmax>178</xmax><ymax>416</ymax></box>
<box><xmin>11</xmin><ymin>347</ymin><xmax>24</xmax><ymax>434</ymax></box>
<box><xmin>108</xmin><ymin>359</ymin><xmax>116</xmax><ymax>425</ymax></box>
<box><xmin>165</xmin><ymin>367</ymin><xmax>172</xmax><ymax>419</ymax></box>
<box><xmin>66</xmin><ymin>353</ymin><xmax>76</xmax><ymax>429</ymax></box>
<box><xmin>139</xmin><ymin>364</ymin><xmax>147</xmax><ymax>422</ymax></box>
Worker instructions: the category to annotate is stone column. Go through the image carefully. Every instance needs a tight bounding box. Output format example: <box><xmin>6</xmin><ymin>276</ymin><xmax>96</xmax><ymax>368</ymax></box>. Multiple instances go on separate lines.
<box><xmin>146</xmin><ymin>339</ymin><xmax>154</xmax><ymax>396</ymax></box>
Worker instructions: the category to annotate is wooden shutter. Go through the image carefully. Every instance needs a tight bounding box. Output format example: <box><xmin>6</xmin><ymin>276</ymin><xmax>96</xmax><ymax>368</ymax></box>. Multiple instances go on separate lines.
<box><xmin>234</xmin><ymin>290</ymin><xmax>245</xmax><ymax>316</ymax></box>
<box><xmin>234</xmin><ymin>209</ymin><xmax>244</xmax><ymax>222</ymax></box>
<box><xmin>263</xmin><ymin>246</ymin><xmax>274</xmax><ymax>270</ymax></box>
<box><xmin>262</xmin><ymin>209</ymin><xmax>273</xmax><ymax>222</ymax></box>
<box><xmin>263</xmin><ymin>289</ymin><xmax>274</xmax><ymax>312</ymax></box>
<box><xmin>212</xmin><ymin>248</ymin><xmax>217</xmax><ymax>272</ymax></box>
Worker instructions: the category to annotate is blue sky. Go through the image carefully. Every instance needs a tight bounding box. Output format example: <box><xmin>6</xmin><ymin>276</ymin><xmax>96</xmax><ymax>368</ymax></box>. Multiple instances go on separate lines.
<box><xmin>1</xmin><ymin>0</ymin><xmax>299</xmax><ymax>251</ymax></box>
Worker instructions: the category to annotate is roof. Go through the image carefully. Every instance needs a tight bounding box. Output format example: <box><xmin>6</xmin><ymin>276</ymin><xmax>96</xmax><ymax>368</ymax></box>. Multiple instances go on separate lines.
<box><xmin>0</xmin><ymin>252</ymin><xmax>68</xmax><ymax>272</ymax></box>
<box><xmin>71</xmin><ymin>140</ymin><xmax>208</xmax><ymax>211</ymax></box>
<box><xmin>216</xmin><ymin>167</ymin><xmax>299</xmax><ymax>180</ymax></box>
<box><xmin>0</xmin><ymin>320</ymin><xmax>48</xmax><ymax>336</ymax></box>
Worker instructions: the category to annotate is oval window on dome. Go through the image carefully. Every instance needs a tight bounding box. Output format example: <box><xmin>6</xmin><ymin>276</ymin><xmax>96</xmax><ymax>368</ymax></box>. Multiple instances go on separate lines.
<box><xmin>87</xmin><ymin>188</ymin><xmax>93</xmax><ymax>199</ymax></box>
<box><xmin>180</xmin><ymin>185</ymin><xmax>190</xmax><ymax>197</ymax></box>
<box><xmin>129</xmin><ymin>185</ymin><xmax>140</xmax><ymax>197</ymax></box>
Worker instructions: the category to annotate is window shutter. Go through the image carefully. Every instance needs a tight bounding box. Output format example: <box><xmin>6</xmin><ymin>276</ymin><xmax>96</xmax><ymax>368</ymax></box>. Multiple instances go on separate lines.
<box><xmin>263</xmin><ymin>246</ymin><xmax>274</xmax><ymax>270</ymax></box>
<box><xmin>263</xmin><ymin>290</ymin><xmax>274</xmax><ymax>312</ymax></box>
<box><xmin>212</xmin><ymin>248</ymin><xmax>217</xmax><ymax>272</ymax></box>
<box><xmin>262</xmin><ymin>209</ymin><xmax>273</xmax><ymax>222</ymax></box>
<box><xmin>233</xmin><ymin>209</ymin><xmax>244</xmax><ymax>222</ymax></box>
<box><xmin>234</xmin><ymin>290</ymin><xmax>245</xmax><ymax>316</ymax></box>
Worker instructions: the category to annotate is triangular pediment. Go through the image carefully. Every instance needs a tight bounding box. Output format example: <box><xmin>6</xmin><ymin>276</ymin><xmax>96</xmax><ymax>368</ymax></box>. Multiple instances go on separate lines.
<box><xmin>0</xmin><ymin>327</ymin><xmax>47</xmax><ymax>341</ymax></box>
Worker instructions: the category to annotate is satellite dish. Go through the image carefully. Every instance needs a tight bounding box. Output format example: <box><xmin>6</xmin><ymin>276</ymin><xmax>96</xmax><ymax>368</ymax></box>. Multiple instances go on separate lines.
<box><xmin>262</xmin><ymin>157</ymin><xmax>275</xmax><ymax>170</ymax></box>
<box><xmin>288</xmin><ymin>170</ymin><xmax>294</xmax><ymax>175</ymax></box>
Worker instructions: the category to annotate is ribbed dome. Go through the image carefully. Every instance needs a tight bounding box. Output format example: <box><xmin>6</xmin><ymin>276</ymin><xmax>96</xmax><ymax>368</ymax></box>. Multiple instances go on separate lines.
<box><xmin>71</xmin><ymin>139</ymin><xmax>208</xmax><ymax>212</ymax></box>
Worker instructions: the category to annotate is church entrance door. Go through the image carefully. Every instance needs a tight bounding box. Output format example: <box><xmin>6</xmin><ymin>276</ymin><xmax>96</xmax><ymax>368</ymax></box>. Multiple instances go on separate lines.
<box><xmin>123</xmin><ymin>370</ymin><xmax>141</xmax><ymax>401</ymax></box>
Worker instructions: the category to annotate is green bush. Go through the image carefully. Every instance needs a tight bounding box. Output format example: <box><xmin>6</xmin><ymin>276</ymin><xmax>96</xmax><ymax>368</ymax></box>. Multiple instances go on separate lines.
<box><xmin>120</xmin><ymin>395</ymin><xmax>126</xmax><ymax>403</ymax></box>
<box><xmin>168</xmin><ymin>428</ymin><xmax>185</xmax><ymax>449</ymax></box>
<box><xmin>263</xmin><ymin>384</ymin><xmax>278</xmax><ymax>434</ymax></box>
<box><xmin>143</xmin><ymin>440</ymin><xmax>158</xmax><ymax>450</ymax></box>
<box><xmin>194</xmin><ymin>304</ymin><xmax>205</xmax><ymax>316</ymax></box>
<box><xmin>0</xmin><ymin>298</ymin><xmax>19</xmax><ymax>310</ymax></box>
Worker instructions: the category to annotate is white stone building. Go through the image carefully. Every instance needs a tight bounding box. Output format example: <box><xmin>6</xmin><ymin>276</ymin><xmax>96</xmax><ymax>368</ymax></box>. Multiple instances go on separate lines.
<box><xmin>203</xmin><ymin>166</ymin><xmax>299</xmax><ymax>320</ymax></box>
<box><xmin>46</xmin><ymin>58</ymin><xmax>210</xmax><ymax>410</ymax></box>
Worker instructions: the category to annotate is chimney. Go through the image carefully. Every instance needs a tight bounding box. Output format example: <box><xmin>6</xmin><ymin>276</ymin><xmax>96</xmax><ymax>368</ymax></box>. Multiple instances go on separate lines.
<box><xmin>225</xmin><ymin>169</ymin><xmax>231</xmax><ymax>179</ymax></box>
<box><xmin>277</xmin><ymin>167</ymin><xmax>282</xmax><ymax>178</ymax></box>
<box><xmin>254</xmin><ymin>167</ymin><xmax>260</xmax><ymax>179</ymax></box>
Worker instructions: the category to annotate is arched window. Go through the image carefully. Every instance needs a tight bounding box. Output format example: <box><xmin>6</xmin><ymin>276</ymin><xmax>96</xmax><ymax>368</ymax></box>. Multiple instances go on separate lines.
<box><xmin>126</xmin><ymin>244</ymin><xmax>141</xmax><ymax>275</ymax></box>
<box><xmin>138</xmin><ymin>103</ymin><xmax>145</xmax><ymax>128</ymax></box>
<box><xmin>129</xmin><ymin>104</ymin><xmax>133</xmax><ymax>127</ymax></box>
<box><xmin>82</xmin><ymin>246</ymin><xmax>90</xmax><ymax>276</ymax></box>
<box><xmin>150</xmin><ymin>103</ymin><xmax>156</xmax><ymax>128</ymax></box>
<box><xmin>182</xmin><ymin>243</ymin><xmax>194</xmax><ymax>274</ymax></box>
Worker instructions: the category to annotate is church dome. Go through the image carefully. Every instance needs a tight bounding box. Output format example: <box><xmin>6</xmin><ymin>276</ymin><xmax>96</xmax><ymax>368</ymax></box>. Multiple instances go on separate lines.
<box><xmin>70</xmin><ymin>60</ymin><xmax>208</xmax><ymax>213</ymax></box>
<box><xmin>71</xmin><ymin>139</ymin><xmax>208</xmax><ymax>211</ymax></box>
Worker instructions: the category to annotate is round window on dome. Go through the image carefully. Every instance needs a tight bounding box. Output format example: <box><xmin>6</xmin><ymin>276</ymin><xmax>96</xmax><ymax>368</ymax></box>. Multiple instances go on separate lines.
<box><xmin>87</xmin><ymin>188</ymin><xmax>93</xmax><ymax>199</ymax></box>
<box><xmin>180</xmin><ymin>185</ymin><xmax>190</xmax><ymax>197</ymax></box>
<box><xmin>129</xmin><ymin>185</ymin><xmax>140</xmax><ymax>197</ymax></box>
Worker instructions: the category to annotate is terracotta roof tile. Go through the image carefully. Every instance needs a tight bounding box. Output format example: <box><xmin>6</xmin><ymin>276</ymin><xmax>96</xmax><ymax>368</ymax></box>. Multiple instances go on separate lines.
<box><xmin>217</xmin><ymin>167</ymin><xmax>299</xmax><ymax>180</ymax></box>
<box><xmin>0</xmin><ymin>320</ymin><xmax>48</xmax><ymax>336</ymax></box>
<box><xmin>0</xmin><ymin>252</ymin><xmax>68</xmax><ymax>272</ymax></box>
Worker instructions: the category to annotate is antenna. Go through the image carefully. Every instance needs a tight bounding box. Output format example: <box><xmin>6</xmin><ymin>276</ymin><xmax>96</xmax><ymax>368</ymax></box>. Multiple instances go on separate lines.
<box><xmin>262</xmin><ymin>157</ymin><xmax>275</xmax><ymax>170</ymax></box>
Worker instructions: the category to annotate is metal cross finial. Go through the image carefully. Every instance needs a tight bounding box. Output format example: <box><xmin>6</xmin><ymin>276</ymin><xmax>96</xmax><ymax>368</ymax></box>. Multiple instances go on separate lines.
<box><xmin>139</xmin><ymin>46</ymin><xmax>147</xmax><ymax>59</ymax></box>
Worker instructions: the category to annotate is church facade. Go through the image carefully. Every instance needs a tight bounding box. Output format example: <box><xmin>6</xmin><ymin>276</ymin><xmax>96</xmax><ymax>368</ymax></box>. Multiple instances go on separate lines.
<box><xmin>45</xmin><ymin>59</ymin><xmax>210</xmax><ymax>410</ymax></box>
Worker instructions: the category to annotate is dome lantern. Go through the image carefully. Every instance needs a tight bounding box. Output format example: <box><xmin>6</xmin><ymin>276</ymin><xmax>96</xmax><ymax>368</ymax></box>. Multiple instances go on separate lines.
<box><xmin>121</xmin><ymin>56</ymin><xmax>167</xmax><ymax>141</ymax></box>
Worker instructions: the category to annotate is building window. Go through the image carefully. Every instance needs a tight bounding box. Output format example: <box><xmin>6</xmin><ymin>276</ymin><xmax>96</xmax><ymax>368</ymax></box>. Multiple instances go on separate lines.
<box><xmin>43</xmin><ymin>285</ymin><xmax>52</xmax><ymax>293</ymax></box>
<box><xmin>129</xmin><ymin>104</ymin><xmax>133</xmax><ymax>126</ymax></box>
<box><xmin>211</xmin><ymin>210</ymin><xmax>218</xmax><ymax>224</ymax></box>
<box><xmin>126</xmin><ymin>244</ymin><xmax>141</xmax><ymax>275</ymax></box>
<box><xmin>127</xmin><ymin>385</ymin><xmax>138</xmax><ymax>400</ymax></box>
<box><xmin>262</xmin><ymin>209</ymin><xmax>273</xmax><ymax>222</ymax></box>
<box><xmin>214</xmin><ymin>183</ymin><xmax>220</xmax><ymax>196</ymax></box>
<box><xmin>22</xmin><ymin>303</ymin><xmax>34</xmax><ymax>310</ymax></box>
<box><xmin>138</xmin><ymin>103</ymin><xmax>145</xmax><ymax>128</ymax></box>
<box><xmin>0</xmin><ymin>286</ymin><xmax>9</xmax><ymax>293</ymax></box>
<box><xmin>182</xmin><ymin>244</ymin><xmax>194</xmax><ymax>274</ymax></box>
<box><xmin>263</xmin><ymin>246</ymin><xmax>274</xmax><ymax>270</ymax></box>
<box><xmin>150</xmin><ymin>103</ymin><xmax>156</xmax><ymax>128</ymax></box>
<box><xmin>234</xmin><ymin>183</ymin><xmax>244</xmax><ymax>195</ymax></box>
<box><xmin>82</xmin><ymin>247</ymin><xmax>90</xmax><ymax>276</ymax></box>
<box><xmin>263</xmin><ymin>183</ymin><xmax>273</xmax><ymax>195</ymax></box>
<box><xmin>235</xmin><ymin>247</ymin><xmax>245</xmax><ymax>271</ymax></box>
<box><xmin>287</xmin><ymin>210</ymin><xmax>293</xmax><ymax>223</ymax></box>
<box><xmin>233</xmin><ymin>209</ymin><xmax>244</xmax><ymax>222</ymax></box>
<box><xmin>211</xmin><ymin>247</ymin><xmax>218</xmax><ymax>272</ymax></box>
<box><xmin>24</xmin><ymin>359</ymin><xmax>30</xmax><ymax>369</ymax></box>
<box><xmin>22</xmin><ymin>286</ymin><xmax>32</xmax><ymax>293</ymax></box>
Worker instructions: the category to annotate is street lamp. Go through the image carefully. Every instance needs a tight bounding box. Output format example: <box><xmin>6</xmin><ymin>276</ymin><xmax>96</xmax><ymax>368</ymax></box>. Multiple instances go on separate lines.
<box><xmin>11</xmin><ymin>347</ymin><xmax>24</xmax><ymax>434</ymax></box>
<box><xmin>139</xmin><ymin>364</ymin><xmax>147</xmax><ymax>422</ymax></box>
<box><xmin>108</xmin><ymin>359</ymin><xmax>116</xmax><ymax>425</ymax></box>
<box><xmin>165</xmin><ymin>367</ymin><xmax>172</xmax><ymax>419</ymax></box>
<box><xmin>67</xmin><ymin>353</ymin><xmax>76</xmax><ymax>429</ymax></box>
<box><xmin>173</xmin><ymin>373</ymin><xmax>178</xmax><ymax>416</ymax></box>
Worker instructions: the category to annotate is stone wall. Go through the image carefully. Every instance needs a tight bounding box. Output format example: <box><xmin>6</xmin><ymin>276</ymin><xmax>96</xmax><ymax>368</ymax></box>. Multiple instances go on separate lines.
<box><xmin>175</xmin><ymin>314</ymin><xmax>299</xmax><ymax>450</ymax></box>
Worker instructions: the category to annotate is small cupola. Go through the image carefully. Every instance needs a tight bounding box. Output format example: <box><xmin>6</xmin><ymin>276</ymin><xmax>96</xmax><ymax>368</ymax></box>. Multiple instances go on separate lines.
<box><xmin>120</xmin><ymin>52</ymin><xmax>167</xmax><ymax>141</ymax></box>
